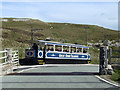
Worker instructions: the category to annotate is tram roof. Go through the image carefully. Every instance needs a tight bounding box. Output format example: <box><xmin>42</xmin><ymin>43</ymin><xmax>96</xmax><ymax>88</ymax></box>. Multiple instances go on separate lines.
<box><xmin>32</xmin><ymin>40</ymin><xmax>89</xmax><ymax>49</ymax></box>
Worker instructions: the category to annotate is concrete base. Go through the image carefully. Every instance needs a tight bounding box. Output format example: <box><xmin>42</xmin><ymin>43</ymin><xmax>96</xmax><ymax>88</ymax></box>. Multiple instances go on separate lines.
<box><xmin>99</xmin><ymin>65</ymin><xmax>114</xmax><ymax>75</ymax></box>
<box><xmin>0</xmin><ymin>64</ymin><xmax>13</xmax><ymax>76</ymax></box>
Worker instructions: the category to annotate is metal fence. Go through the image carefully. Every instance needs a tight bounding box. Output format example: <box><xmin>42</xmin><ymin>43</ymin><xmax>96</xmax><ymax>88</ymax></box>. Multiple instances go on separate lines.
<box><xmin>111</xmin><ymin>49</ymin><xmax>120</xmax><ymax>65</ymax></box>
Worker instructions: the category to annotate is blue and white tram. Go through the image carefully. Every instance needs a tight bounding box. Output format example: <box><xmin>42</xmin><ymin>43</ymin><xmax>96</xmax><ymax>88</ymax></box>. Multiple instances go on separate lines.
<box><xmin>25</xmin><ymin>40</ymin><xmax>91</xmax><ymax>64</ymax></box>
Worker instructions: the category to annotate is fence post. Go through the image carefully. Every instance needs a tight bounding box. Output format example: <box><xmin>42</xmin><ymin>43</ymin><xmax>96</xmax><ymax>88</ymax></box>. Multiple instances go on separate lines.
<box><xmin>99</xmin><ymin>46</ymin><xmax>113</xmax><ymax>75</ymax></box>
<box><xmin>99</xmin><ymin>46</ymin><xmax>107</xmax><ymax>75</ymax></box>
<box><xmin>4</xmin><ymin>49</ymin><xmax>7</xmax><ymax>64</ymax></box>
<box><xmin>17</xmin><ymin>49</ymin><xmax>19</xmax><ymax>67</ymax></box>
<box><xmin>108</xmin><ymin>48</ymin><xmax>112</xmax><ymax>65</ymax></box>
<box><xmin>6</xmin><ymin>48</ymin><xmax>13</xmax><ymax>73</ymax></box>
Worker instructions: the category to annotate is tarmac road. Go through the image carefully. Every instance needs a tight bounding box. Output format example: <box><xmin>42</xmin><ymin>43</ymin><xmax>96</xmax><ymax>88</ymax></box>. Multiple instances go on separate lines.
<box><xmin>1</xmin><ymin>64</ymin><xmax>120</xmax><ymax>89</ymax></box>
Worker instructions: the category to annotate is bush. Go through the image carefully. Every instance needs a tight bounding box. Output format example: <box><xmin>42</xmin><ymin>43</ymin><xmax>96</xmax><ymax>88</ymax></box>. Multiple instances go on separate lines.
<box><xmin>111</xmin><ymin>69</ymin><xmax>120</xmax><ymax>83</ymax></box>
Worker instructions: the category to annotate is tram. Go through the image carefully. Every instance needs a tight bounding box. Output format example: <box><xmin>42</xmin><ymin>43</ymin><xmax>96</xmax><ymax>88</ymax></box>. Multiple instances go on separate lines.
<box><xmin>25</xmin><ymin>40</ymin><xmax>91</xmax><ymax>64</ymax></box>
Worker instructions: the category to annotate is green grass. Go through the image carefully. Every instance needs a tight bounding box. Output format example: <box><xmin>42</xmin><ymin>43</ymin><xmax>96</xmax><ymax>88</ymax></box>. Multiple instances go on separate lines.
<box><xmin>111</xmin><ymin>69</ymin><xmax>120</xmax><ymax>84</ymax></box>
<box><xmin>89</xmin><ymin>47</ymin><xmax>100</xmax><ymax>64</ymax></box>
<box><xmin>1</xmin><ymin>18</ymin><xmax>119</xmax><ymax>63</ymax></box>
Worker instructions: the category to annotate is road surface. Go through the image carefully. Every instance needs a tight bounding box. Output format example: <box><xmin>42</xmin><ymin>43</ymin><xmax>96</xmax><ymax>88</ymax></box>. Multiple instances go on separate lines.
<box><xmin>1</xmin><ymin>64</ymin><xmax>120</xmax><ymax>89</ymax></box>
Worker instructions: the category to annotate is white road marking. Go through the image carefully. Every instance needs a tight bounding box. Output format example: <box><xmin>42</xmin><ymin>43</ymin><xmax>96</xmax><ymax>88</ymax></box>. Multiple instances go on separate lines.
<box><xmin>95</xmin><ymin>75</ymin><xmax>120</xmax><ymax>87</ymax></box>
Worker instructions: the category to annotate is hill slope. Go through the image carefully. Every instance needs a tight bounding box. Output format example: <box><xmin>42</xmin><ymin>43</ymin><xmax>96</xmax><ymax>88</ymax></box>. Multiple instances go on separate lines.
<box><xmin>1</xmin><ymin>18</ymin><xmax>119</xmax><ymax>63</ymax></box>
<box><xmin>2</xmin><ymin>18</ymin><xmax>119</xmax><ymax>47</ymax></box>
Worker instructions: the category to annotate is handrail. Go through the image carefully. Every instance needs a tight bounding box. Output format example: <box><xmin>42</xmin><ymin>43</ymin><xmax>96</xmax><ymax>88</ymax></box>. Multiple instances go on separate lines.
<box><xmin>0</xmin><ymin>56</ymin><xmax>7</xmax><ymax>60</ymax></box>
<box><xmin>0</xmin><ymin>50</ymin><xmax>7</xmax><ymax>53</ymax></box>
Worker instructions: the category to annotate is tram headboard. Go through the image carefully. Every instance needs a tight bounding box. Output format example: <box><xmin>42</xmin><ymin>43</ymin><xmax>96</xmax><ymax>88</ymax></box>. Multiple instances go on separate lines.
<box><xmin>25</xmin><ymin>49</ymin><xmax>35</xmax><ymax>58</ymax></box>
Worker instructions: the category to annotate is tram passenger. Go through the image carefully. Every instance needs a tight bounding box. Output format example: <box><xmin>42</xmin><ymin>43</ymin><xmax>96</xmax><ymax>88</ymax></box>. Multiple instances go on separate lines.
<box><xmin>32</xmin><ymin>43</ymin><xmax>38</xmax><ymax>58</ymax></box>
<box><xmin>40</xmin><ymin>47</ymin><xmax>42</xmax><ymax>50</ymax></box>
<box><xmin>50</xmin><ymin>47</ymin><xmax>54</xmax><ymax>51</ymax></box>
<box><xmin>65</xmin><ymin>49</ymin><xmax>67</xmax><ymax>52</ymax></box>
<box><xmin>58</xmin><ymin>48</ymin><xmax>61</xmax><ymax>51</ymax></box>
<box><xmin>47</xmin><ymin>47</ymin><xmax>48</xmax><ymax>51</ymax></box>
<box><xmin>67</xmin><ymin>49</ymin><xmax>69</xmax><ymax>52</ymax></box>
<box><xmin>48</xmin><ymin>47</ymin><xmax>50</xmax><ymax>51</ymax></box>
<box><xmin>74</xmin><ymin>50</ymin><xmax>76</xmax><ymax>53</ymax></box>
<box><xmin>56</xmin><ymin>47</ymin><xmax>59</xmax><ymax>51</ymax></box>
<box><xmin>46</xmin><ymin>46</ymin><xmax>50</xmax><ymax>51</ymax></box>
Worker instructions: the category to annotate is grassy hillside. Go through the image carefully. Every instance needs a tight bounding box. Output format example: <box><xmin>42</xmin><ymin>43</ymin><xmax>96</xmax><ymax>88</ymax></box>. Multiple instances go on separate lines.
<box><xmin>1</xmin><ymin>18</ymin><xmax>119</xmax><ymax>63</ymax></box>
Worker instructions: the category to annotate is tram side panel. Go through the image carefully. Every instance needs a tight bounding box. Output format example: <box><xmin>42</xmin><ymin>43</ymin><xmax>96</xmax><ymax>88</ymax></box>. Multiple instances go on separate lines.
<box><xmin>46</xmin><ymin>51</ymin><xmax>90</xmax><ymax>60</ymax></box>
<box><xmin>38</xmin><ymin>50</ymin><xmax>91</xmax><ymax>64</ymax></box>
<box><xmin>25</xmin><ymin>49</ymin><xmax>91</xmax><ymax>64</ymax></box>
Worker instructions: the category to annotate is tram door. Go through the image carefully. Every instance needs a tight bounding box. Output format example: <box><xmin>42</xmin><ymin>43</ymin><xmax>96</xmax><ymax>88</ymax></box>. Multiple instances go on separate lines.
<box><xmin>43</xmin><ymin>45</ymin><xmax>46</xmax><ymax>63</ymax></box>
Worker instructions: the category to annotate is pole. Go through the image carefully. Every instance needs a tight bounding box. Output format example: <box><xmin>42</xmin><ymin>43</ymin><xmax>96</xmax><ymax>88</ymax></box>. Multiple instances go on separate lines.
<box><xmin>104</xmin><ymin>35</ymin><xmax>106</xmax><ymax>46</ymax></box>
<box><xmin>31</xmin><ymin>26</ymin><xmax>33</xmax><ymax>47</ymax></box>
<box><xmin>85</xmin><ymin>27</ymin><xmax>88</xmax><ymax>46</ymax></box>
<box><xmin>30</xmin><ymin>27</ymin><xmax>43</xmax><ymax>47</ymax></box>
<box><xmin>31</xmin><ymin>26</ymin><xmax>33</xmax><ymax>41</ymax></box>
<box><xmin>86</xmin><ymin>29</ymin><xmax>88</xmax><ymax>46</ymax></box>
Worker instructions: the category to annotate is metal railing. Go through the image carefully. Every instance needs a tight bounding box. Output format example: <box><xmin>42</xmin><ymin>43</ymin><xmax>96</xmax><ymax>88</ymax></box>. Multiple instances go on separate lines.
<box><xmin>111</xmin><ymin>49</ymin><xmax>120</xmax><ymax>65</ymax></box>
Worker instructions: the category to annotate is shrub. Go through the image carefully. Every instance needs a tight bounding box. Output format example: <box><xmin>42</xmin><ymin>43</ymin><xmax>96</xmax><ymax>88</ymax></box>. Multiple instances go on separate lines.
<box><xmin>111</xmin><ymin>69</ymin><xmax>120</xmax><ymax>83</ymax></box>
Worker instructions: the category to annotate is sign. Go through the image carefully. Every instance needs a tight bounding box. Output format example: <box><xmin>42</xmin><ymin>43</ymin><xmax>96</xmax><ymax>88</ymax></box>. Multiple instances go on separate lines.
<box><xmin>38</xmin><ymin>50</ymin><xmax>43</xmax><ymax>58</ymax></box>
<box><xmin>25</xmin><ymin>49</ymin><xmax>35</xmax><ymax>58</ymax></box>
<box><xmin>46</xmin><ymin>52</ymin><xmax>88</xmax><ymax>59</ymax></box>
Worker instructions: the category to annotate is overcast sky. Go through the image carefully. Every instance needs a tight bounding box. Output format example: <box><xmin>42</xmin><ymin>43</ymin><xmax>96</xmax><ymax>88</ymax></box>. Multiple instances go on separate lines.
<box><xmin>2</xmin><ymin>1</ymin><xmax>118</xmax><ymax>30</ymax></box>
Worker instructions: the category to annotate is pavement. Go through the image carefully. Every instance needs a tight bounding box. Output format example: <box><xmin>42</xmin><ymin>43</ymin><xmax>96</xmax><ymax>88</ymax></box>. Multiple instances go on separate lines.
<box><xmin>1</xmin><ymin>64</ymin><xmax>120</xmax><ymax>89</ymax></box>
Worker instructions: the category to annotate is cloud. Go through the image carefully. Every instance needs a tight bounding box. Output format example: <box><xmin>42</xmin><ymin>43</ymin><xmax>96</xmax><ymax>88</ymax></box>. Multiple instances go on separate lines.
<box><xmin>2</xmin><ymin>2</ymin><xmax>118</xmax><ymax>30</ymax></box>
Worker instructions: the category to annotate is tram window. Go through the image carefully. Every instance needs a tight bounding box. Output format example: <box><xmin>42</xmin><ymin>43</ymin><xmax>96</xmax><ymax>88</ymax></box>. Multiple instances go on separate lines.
<box><xmin>83</xmin><ymin>48</ymin><xmax>88</xmax><ymax>53</ymax></box>
<box><xmin>77</xmin><ymin>48</ymin><xmax>82</xmax><ymax>53</ymax></box>
<box><xmin>46</xmin><ymin>45</ymin><xmax>54</xmax><ymax>51</ymax></box>
<box><xmin>63</xmin><ymin>46</ymin><xmax>69</xmax><ymax>52</ymax></box>
<box><xmin>71</xmin><ymin>47</ymin><xmax>76</xmax><ymax>53</ymax></box>
<box><xmin>55</xmin><ymin>45</ymin><xmax>62</xmax><ymax>52</ymax></box>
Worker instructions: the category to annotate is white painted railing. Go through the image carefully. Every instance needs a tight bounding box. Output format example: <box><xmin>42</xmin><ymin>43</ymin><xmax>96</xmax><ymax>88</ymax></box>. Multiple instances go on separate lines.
<box><xmin>12</xmin><ymin>50</ymin><xmax>19</xmax><ymax>68</ymax></box>
<box><xmin>0</xmin><ymin>49</ymin><xmax>7</xmax><ymax>64</ymax></box>
<box><xmin>0</xmin><ymin>49</ymin><xmax>19</xmax><ymax>65</ymax></box>
<box><xmin>0</xmin><ymin>49</ymin><xmax>19</xmax><ymax>75</ymax></box>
